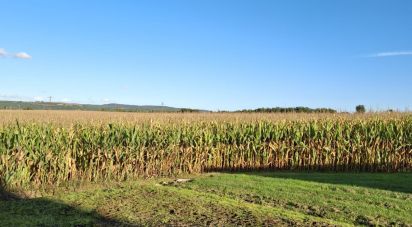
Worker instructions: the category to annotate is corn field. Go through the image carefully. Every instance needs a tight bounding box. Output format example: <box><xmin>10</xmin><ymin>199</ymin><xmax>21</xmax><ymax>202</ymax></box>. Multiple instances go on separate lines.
<box><xmin>1</xmin><ymin>111</ymin><xmax>411</xmax><ymax>188</ymax></box>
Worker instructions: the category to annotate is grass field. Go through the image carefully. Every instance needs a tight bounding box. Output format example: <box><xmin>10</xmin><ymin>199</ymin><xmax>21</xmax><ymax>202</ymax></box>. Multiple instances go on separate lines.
<box><xmin>0</xmin><ymin>110</ymin><xmax>411</xmax><ymax>226</ymax></box>
<box><xmin>1</xmin><ymin>172</ymin><xmax>411</xmax><ymax>226</ymax></box>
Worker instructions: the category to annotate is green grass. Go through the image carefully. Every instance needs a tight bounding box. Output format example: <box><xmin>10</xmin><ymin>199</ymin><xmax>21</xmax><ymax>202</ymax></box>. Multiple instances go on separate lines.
<box><xmin>1</xmin><ymin>172</ymin><xmax>411</xmax><ymax>226</ymax></box>
<box><xmin>180</xmin><ymin>172</ymin><xmax>412</xmax><ymax>226</ymax></box>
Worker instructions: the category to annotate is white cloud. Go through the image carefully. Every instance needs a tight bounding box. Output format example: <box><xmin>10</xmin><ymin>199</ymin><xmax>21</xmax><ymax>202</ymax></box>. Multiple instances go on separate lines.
<box><xmin>0</xmin><ymin>48</ymin><xmax>32</xmax><ymax>59</ymax></box>
<box><xmin>61</xmin><ymin>98</ymin><xmax>72</xmax><ymax>103</ymax></box>
<box><xmin>14</xmin><ymin>52</ymin><xmax>32</xmax><ymax>59</ymax></box>
<box><xmin>33</xmin><ymin>96</ymin><xmax>45</xmax><ymax>101</ymax></box>
<box><xmin>0</xmin><ymin>94</ymin><xmax>22</xmax><ymax>101</ymax></box>
<box><xmin>367</xmin><ymin>51</ymin><xmax>412</xmax><ymax>57</ymax></box>
<box><xmin>102</xmin><ymin>98</ymin><xmax>111</xmax><ymax>103</ymax></box>
<box><xmin>0</xmin><ymin>48</ymin><xmax>7</xmax><ymax>57</ymax></box>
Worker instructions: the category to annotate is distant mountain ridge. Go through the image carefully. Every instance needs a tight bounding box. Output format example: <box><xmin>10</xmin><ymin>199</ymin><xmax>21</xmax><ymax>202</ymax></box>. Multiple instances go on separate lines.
<box><xmin>0</xmin><ymin>100</ymin><xmax>200</xmax><ymax>112</ymax></box>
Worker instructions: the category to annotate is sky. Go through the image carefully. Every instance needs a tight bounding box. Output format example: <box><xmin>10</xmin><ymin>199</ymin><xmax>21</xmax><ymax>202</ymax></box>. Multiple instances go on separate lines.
<box><xmin>0</xmin><ymin>0</ymin><xmax>411</xmax><ymax>111</ymax></box>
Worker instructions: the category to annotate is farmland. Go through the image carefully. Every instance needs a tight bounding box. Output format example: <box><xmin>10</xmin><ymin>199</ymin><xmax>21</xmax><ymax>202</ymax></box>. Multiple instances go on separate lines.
<box><xmin>1</xmin><ymin>110</ymin><xmax>412</xmax><ymax>226</ymax></box>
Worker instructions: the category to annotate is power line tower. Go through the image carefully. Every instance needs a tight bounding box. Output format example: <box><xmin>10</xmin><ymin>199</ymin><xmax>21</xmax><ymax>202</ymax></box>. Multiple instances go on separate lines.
<box><xmin>47</xmin><ymin>96</ymin><xmax>52</xmax><ymax>103</ymax></box>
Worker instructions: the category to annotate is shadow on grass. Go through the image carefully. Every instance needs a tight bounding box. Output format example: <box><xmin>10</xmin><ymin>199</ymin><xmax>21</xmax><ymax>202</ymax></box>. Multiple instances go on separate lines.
<box><xmin>0</xmin><ymin>185</ymin><xmax>130</xmax><ymax>226</ymax></box>
<box><xmin>221</xmin><ymin>170</ymin><xmax>412</xmax><ymax>194</ymax></box>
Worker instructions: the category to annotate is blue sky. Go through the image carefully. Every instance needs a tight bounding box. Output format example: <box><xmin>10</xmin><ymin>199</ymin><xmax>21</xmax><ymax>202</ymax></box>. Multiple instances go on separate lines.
<box><xmin>1</xmin><ymin>0</ymin><xmax>411</xmax><ymax>111</ymax></box>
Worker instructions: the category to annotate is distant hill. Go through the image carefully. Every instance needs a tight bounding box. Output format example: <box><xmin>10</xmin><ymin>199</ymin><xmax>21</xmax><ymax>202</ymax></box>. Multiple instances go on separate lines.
<box><xmin>0</xmin><ymin>100</ymin><xmax>202</xmax><ymax>112</ymax></box>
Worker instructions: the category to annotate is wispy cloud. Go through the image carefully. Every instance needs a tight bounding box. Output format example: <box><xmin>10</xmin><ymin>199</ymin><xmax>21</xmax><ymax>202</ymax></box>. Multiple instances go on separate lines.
<box><xmin>0</xmin><ymin>94</ymin><xmax>23</xmax><ymax>101</ymax></box>
<box><xmin>367</xmin><ymin>51</ymin><xmax>412</xmax><ymax>58</ymax></box>
<box><xmin>61</xmin><ymin>98</ymin><xmax>72</xmax><ymax>103</ymax></box>
<box><xmin>14</xmin><ymin>52</ymin><xmax>32</xmax><ymax>59</ymax></box>
<box><xmin>0</xmin><ymin>48</ymin><xmax>7</xmax><ymax>57</ymax></box>
<box><xmin>33</xmin><ymin>96</ymin><xmax>45</xmax><ymax>101</ymax></box>
<box><xmin>0</xmin><ymin>48</ymin><xmax>32</xmax><ymax>59</ymax></box>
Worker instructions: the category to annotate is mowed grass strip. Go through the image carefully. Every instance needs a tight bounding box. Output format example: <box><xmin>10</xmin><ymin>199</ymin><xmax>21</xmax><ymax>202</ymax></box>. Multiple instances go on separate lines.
<box><xmin>0</xmin><ymin>180</ymin><xmax>344</xmax><ymax>226</ymax></box>
<box><xmin>1</xmin><ymin>172</ymin><xmax>411</xmax><ymax>226</ymax></box>
<box><xmin>178</xmin><ymin>172</ymin><xmax>412</xmax><ymax>226</ymax></box>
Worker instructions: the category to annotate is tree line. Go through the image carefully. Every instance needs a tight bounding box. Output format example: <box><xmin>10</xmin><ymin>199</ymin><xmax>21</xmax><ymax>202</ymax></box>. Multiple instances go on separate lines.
<box><xmin>236</xmin><ymin>107</ymin><xmax>337</xmax><ymax>113</ymax></box>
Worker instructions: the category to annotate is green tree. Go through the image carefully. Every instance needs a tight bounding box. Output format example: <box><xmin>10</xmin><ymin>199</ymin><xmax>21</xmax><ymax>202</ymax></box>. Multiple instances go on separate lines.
<box><xmin>356</xmin><ymin>105</ymin><xmax>366</xmax><ymax>113</ymax></box>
